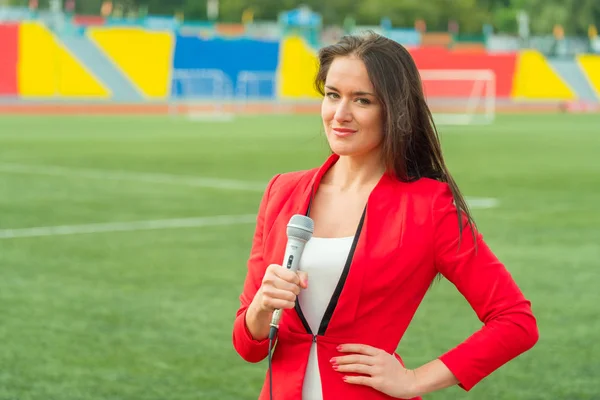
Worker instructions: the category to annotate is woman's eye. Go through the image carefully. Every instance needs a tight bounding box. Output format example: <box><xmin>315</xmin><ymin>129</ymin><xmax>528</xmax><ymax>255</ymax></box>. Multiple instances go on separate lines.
<box><xmin>357</xmin><ymin>98</ymin><xmax>371</xmax><ymax>105</ymax></box>
<box><xmin>326</xmin><ymin>92</ymin><xmax>339</xmax><ymax>99</ymax></box>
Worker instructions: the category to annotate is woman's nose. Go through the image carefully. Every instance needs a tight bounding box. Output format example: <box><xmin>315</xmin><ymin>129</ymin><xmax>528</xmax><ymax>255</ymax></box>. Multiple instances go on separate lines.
<box><xmin>334</xmin><ymin>101</ymin><xmax>352</xmax><ymax>123</ymax></box>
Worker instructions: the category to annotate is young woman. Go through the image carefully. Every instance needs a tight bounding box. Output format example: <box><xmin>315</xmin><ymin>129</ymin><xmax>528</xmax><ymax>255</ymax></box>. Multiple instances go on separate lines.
<box><xmin>232</xmin><ymin>32</ymin><xmax>538</xmax><ymax>400</ymax></box>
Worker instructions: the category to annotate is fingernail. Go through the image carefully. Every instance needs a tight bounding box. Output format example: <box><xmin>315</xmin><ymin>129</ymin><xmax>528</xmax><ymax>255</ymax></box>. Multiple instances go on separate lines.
<box><xmin>330</xmin><ymin>358</ymin><xmax>336</xmax><ymax>364</ymax></box>
<box><xmin>332</xmin><ymin>364</ymin><xmax>339</xmax><ymax>370</ymax></box>
<box><xmin>336</xmin><ymin>345</ymin><xmax>342</xmax><ymax>351</ymax></box>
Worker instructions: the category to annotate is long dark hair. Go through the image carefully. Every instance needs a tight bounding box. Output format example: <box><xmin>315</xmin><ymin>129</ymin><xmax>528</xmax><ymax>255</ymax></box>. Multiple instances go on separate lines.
<box><xmin>314</xmin><ymin>31</ymin><xmax>477</xmax><ymax>250</ymax></box>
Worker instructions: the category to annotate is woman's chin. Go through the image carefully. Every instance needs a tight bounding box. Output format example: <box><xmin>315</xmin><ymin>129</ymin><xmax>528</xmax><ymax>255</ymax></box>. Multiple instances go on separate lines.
<box><xmin>328</xmin><ymin>145</ymin><xmax>356</xmax><ymax>156</ymax></box>
<box><xmin>327</xmin><ymin>141</ymin><xmax>382</xmax><ymax>160</ymax></box>
<box><xmin>326</xmin><ymin>139</ymin><xmax>357</xmax><ymax>156</ymax></box>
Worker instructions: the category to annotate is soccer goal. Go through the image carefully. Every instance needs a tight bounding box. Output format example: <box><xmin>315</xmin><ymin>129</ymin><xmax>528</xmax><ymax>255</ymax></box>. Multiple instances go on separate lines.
<box><xmin>419</xmin><ymin>69</ymin><xmax>496</xmax><ymax>125</ymax></box>
<box><xmin>169</xmin><ymin>69</ymin><xmax>235</xmax><ymax>121</ymax></box>
<box><xmin>235</xmin><ymin>71</ymin><xmax>293</xmax><ymax>114</ymax></box>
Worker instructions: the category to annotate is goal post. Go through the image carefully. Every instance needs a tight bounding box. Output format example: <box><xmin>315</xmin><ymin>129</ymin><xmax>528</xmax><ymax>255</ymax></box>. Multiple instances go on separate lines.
<box><xmin>234</xmin><ymin>70</ymin><xmax>293</xmax><ymax>114</ymax></box>
<box><xmin>169</xmin><ymin>69</ymin><xmax>235</xmax><ymax>121</ymax></box>
<box><xmin>236</xmin><ymin>71</ymin><xmax>277</xmax><ymax>101</ymax></box>
<box><xmin>419</xmin><ymin>69</ymin><xmax>496</xmax><ymax>125</ymax></box>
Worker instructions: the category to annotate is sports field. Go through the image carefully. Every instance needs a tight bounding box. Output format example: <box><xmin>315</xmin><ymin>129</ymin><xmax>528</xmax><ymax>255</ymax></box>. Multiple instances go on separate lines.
<box><xmin>0</xmin><ymin>113</ymin><xmax>598</xmax><ymax>399</ymax></box>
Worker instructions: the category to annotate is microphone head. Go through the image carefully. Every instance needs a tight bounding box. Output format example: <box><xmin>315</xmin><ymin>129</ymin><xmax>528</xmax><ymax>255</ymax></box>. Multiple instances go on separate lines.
<box><xmin>286</xmin><ymin>214</ymin><xmax>314</xmax><ymax>242</ymax></box>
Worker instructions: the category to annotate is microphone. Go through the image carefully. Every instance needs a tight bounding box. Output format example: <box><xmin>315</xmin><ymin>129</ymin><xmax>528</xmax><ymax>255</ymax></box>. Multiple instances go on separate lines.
<box><xmin>268</xmin><ymin>214</ymin><xmax>314</xmax><ymax>340</ymax></box>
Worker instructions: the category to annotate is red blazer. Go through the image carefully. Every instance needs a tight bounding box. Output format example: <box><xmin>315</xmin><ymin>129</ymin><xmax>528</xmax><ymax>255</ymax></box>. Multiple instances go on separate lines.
<box><xmin>232</xmin><ymin>154</ymin><xmax>538</xmax><ymax>400</ymax></box>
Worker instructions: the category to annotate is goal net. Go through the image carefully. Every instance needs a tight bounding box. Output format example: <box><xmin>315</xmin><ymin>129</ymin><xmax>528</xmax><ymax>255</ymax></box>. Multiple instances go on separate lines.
<box><xmin>234</xmin><ymin>71</ymin><xmax>292</xmax><ymax>114</ymax></box>
<box><xmin>169</xmin><ymin>69</ymin><xmax>235</xmax><ymax>121</ymax></box>
<box><xmin>419</xmin><ymin>69</ymin><xmax>496</xmax><ymax>125</ymax></box>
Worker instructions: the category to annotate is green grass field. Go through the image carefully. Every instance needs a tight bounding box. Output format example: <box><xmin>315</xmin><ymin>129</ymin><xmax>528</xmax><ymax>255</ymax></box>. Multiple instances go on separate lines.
<box><xmin>0</xmin><ymin>113</ymin><xmax>598</xmax><ymax>399</ymax></box>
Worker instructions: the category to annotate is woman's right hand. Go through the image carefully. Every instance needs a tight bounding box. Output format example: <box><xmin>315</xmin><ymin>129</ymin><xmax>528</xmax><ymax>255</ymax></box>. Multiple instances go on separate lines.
<box><xmin>245</xmin><ymin>264</ymin><xmax>309</xmax><ymax>340</ymax></box>
<box><xmin>254</xmin><ymin>264</ymin><xmax>309</xmax><ymax>313</ymax></box>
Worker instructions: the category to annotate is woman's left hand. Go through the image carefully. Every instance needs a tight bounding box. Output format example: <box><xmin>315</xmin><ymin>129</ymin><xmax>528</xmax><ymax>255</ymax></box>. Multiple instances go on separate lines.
<box><xmin>332</xmin><ymin>343</ymin><xmax>420</xmax><ymax>399</ymax></box>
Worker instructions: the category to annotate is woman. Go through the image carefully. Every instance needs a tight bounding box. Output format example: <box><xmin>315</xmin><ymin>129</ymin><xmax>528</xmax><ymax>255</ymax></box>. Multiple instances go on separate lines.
<box><xmin>232</xmin><ymin>32</ymin><xmax>538</xmax><ymax>400</ymax></box>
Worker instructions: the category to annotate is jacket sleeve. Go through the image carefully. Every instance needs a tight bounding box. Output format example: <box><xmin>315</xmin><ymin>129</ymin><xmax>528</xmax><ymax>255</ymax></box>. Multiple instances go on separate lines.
<box><xmin>232</xmin><ymin>174</ymin><xmax>281</xmax><ymax>363</ymax></box>
<box><xmin>432</xmin><ymin>183</ymin><xmax>539</xmax><ymax>391</ymax></box>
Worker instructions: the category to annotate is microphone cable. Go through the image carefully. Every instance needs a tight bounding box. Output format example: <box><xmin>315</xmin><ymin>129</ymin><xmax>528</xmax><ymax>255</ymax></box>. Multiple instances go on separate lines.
<box><xmin>268</xmin><ymin>338</ymin><xmax>274</xmax><ymax>400</ymax></box>
<box><xmin>268</xmin><ymin>325</ymin><xmax>278</xmax><ymax>400</ymax></box>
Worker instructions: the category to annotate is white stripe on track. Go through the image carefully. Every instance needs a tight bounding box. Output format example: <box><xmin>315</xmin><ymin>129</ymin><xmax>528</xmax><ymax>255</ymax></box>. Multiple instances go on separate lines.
<box><xmin>0</xmin><ymin>163</ymin><xmax>266</xmax><ymax>192</ymax></box>
<box><xmin>0</xmin><ymin>214</ymin><xmax>257</xmax><ymax>239</ymax></box>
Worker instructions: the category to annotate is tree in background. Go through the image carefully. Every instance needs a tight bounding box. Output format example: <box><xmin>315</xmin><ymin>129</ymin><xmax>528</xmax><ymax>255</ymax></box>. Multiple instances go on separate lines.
<box><xmin>6</xmin><ymin>0</ymin><xmax>598</xmax><ymax>37</ymax></box>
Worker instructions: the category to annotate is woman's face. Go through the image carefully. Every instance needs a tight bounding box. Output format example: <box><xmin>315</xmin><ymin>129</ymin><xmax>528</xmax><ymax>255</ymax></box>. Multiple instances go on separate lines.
<box><xmin>321</xmin><ymin>56</ymin><xmax>384</xmax><ymax>158</ymax></box>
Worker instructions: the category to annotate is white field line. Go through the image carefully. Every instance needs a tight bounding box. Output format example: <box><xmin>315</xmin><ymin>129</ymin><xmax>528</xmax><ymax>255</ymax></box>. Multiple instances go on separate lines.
<box><xmin>0</xmin><ymin>214</ymin><xmax>257</xmax><ymax>239</ymax></box>
<box><xmin>465</xmin><ymin>197</ymin><xmax>499</xmax><ymax>209</ymax></box>
<box><xmin>0</xmin><ymin>163</ymin><xmax>499</xmax><ymax>209</ymax></box>
<box><xmin>0</xmin><ymin>163</ymin><xmax>266</xmax><ymax>192</ymax></box>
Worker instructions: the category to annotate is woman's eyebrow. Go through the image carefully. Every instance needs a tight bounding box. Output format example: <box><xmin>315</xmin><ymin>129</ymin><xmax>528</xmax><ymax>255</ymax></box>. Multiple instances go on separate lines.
<box><xmin>325</xmin><ymin>85</ymin><xmax>375</xmax><ymax>96</ymax></box>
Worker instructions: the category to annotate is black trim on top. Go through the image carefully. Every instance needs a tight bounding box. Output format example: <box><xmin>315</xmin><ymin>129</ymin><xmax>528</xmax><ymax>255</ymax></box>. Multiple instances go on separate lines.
<box><xmin>294</xmin><ymin>301</ymin><xmax>313</xmax><ymax>334</ymax></box>
<box><xmin>317</xmin><ymin>206</ymin><xmax>366</xmax><ymax>336</ymax></box>
<box><xmin>306</xmin><ymin>185</ymin><xmax>314</xmax><ymax>217</ymax></box>
<box><xmin>294</xmin><ymin>188</ymin><xmax>367</xmax><ymax>337</ymax></box>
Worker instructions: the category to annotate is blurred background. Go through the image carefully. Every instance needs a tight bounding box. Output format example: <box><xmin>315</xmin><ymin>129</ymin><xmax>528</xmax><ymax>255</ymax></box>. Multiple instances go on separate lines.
<box><xmin>0</xmin><ymin>0</ymin><xmax>599</xmax><ymax>110</ymax></box>
<box><xmin>0</xmin><ymin>1</ymin><xmax>599</xmax><ymax>400</ymax></box>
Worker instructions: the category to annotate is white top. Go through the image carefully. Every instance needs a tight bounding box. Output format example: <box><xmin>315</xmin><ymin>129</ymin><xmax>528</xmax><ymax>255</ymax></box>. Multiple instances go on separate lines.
<box><xmin>297</xmin><ymin>236</ymin><xmax>353</xmax><ymax>400</ymax></box>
